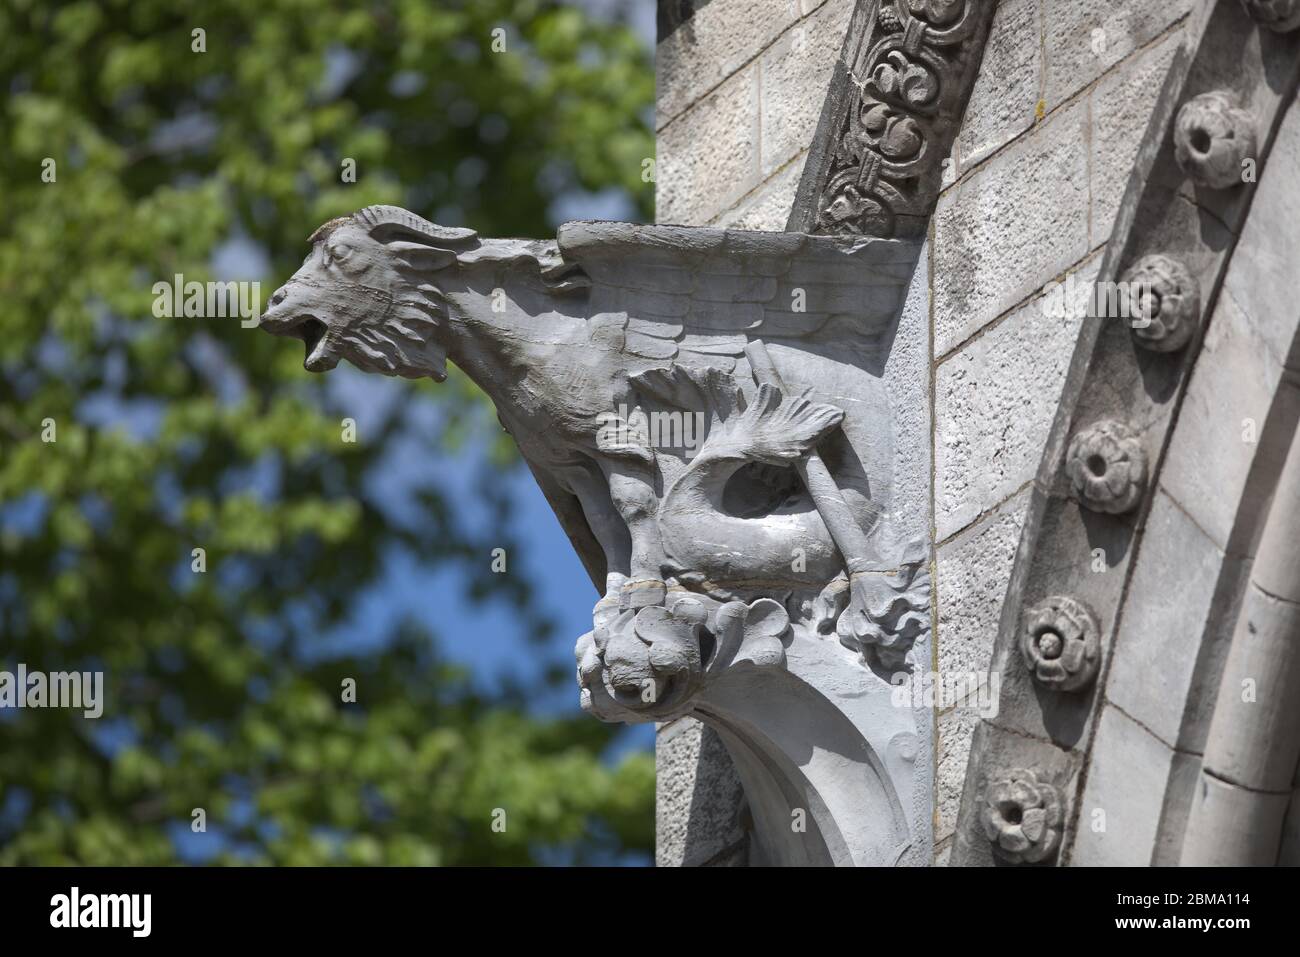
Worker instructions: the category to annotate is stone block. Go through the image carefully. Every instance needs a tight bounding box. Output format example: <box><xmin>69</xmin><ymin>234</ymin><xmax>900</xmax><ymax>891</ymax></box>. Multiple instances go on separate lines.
<box><xmin>954</xmin><ymin>0</ymin><xmax>1042</xmax><ymax>172</ymax></box>
<box><xmin>712</xmin><ymin>152</ymin><xmax>808</xmax><ymax>229</ymax></box>
<box><xmin>936</xmin><ymin>706</ymin><xmax>978</xmax><ymax>842</ymax></box>
<box><xmin>1105</xmin><ymin>490</ymin><xmax>1226</xmax><ymax>750</ymax></box>
<box><xmin>1160</xmin><ymin>289</ymin><xmax>1287</xmax><ymax>552</ymax></box>
<box><xmin>759</xmin><ymin>0</ymin><xmax>854</xmax><ymax>177</ymax></box>
<box><xmin>657</xmin><ymin>64</ymin><xmax>761</xmax><ymax>225</ymax></box>
<box><xmin>1070</xmin><ymin>703</ymin><xmax>1172</xmax><ymax>865</ymax></box>
<box><xmin>1092</xmin><ymin>26</ymin><xmax>1185</xmax><ymax>244</ymax></box>
<box><xmin>1042</xmin><ymin>0</ymin><xmax>1195</xmax><ymax>110</ymax></box>
<box><xmin>1223</xmin><ymin>91</ymin><xmax>1300</xmax><ymax>371</ymax></box>
<box><xmin>932</xmin><ymin>98</ymin><xmax>1091</xmax><ymax>354</ymax></box>
<box><xmin>936</xmin><ymin>487</ymin><xmax>1031</xmax><ymax>687</ymax></box>
<box><xmin>1090</xmin><ymin>27</ymin><xmax>1183</xmax><ymax>242</ymax></box>
<box><xmin>655</xmin><ymin>717</ymin><xmax>748</xmax><ymax>866</ymax></box>
<box><xmin>935</xmin><ymin>256</ymin><xmax>1097</xmax><ymax>538</ymax></box>
<box><xmin>657</xmin><ymin>0</ymin><xmax>803</xmax><ymax>129</ymax></box>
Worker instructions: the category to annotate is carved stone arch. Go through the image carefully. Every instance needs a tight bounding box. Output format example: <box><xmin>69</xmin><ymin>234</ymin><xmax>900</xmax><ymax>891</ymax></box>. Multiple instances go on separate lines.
<box><xmin>952</xmin><ymin>0</ymin><xmax>1300</xmax><ymax>866</ymax></box>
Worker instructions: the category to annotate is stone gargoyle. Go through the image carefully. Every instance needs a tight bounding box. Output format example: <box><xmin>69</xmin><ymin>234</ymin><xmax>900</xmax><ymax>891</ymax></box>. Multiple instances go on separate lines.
<box><xmin>258</xmin><ymin>205</ymin><xmax>929</xmax><ymax>723</ymax></box>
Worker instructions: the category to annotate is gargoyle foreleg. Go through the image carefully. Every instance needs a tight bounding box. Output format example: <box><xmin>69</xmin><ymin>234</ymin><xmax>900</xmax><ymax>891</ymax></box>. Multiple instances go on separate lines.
<box><xmin>601</xmin><ymin>458</ymin><xmax>667</xmax><ymax>608</ymax></box>
<box><xmin>555</xmin><ymin>461</ymin><xmax>632</xmax><ymax>610</ymax></box>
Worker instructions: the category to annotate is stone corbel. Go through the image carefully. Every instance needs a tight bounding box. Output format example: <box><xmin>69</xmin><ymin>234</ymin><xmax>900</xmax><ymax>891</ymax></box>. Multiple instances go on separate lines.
<box><xmin>258</xmin><ymin>210</ymin><xmax>935</xmax><ymax>866</ymax></box>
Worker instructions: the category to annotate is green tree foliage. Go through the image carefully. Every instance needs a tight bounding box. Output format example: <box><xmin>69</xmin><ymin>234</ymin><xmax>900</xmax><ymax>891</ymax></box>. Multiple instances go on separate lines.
<box><xmin>0</xmin><ymin>0</ymin><xmax>655</xmax><ymax>864</ymax></box>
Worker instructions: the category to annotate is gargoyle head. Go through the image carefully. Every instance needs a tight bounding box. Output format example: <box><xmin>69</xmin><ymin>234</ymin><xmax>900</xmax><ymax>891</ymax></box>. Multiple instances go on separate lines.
<box><xmin>259</xmin><ymin>205</ymin><xmax>478</xmax><ymax>380</ymax></box>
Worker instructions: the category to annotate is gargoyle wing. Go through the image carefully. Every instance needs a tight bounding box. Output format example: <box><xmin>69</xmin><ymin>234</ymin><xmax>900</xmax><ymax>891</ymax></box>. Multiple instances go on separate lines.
<box><xmin>555</xmin><ymin>221</ymin><xmax>920</xmax><ymax>372</ymax></box>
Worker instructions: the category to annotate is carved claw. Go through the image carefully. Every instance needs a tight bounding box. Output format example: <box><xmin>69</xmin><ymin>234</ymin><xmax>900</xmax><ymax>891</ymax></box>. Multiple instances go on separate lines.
<box><xmin>834</xmin><ymin>556</ymin><xmax>931</xmax><ymax>670</ymax></box>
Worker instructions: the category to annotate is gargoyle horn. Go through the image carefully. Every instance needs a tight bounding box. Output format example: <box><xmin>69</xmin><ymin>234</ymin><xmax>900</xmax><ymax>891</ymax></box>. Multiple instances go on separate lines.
<box><xmin>353</xmin><ymin>205</ymin><xmax>479</xmax><ymax>247</ymax></box>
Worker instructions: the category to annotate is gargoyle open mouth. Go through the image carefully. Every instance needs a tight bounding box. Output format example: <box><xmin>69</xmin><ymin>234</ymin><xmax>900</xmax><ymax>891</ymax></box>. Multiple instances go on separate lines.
<box><xmin>290</xmin><ymin>316</ymin><xmax>336</xmax><ymax>372</ymax></box>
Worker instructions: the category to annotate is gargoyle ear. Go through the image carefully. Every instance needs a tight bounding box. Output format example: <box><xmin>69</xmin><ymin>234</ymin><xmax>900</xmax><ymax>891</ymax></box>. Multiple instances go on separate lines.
<box><xmin>385</xmin><ymin>239</ymin><xmax>461</xmax><ymax>272</ymax></box>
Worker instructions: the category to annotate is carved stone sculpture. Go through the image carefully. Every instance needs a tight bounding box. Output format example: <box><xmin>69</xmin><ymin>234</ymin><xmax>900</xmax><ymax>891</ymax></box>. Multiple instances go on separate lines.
<box><xmin>260</xmin><ymin>205</ymin><xmax>934</xmax><ymax>865</ymax></box>
<box><xmin>1020</xmin><ymin>596</ymin><xmax>1100</xmax><ymax>693</ymax></box>
<box><xmin>1173</xmin><ymin>91</ymin><xmax>1257</xmax><ymax>190</ymax></box>
<box><xmin>1065</xmin><ymin>420</ymin><xmax>1148</xmax><ymax>515</ymax></box>
<box><xmin>980</xmin><ymin>770</ymin><xmax>1063</xmax><ymax>864</ymax></box>
<box><xmin>1121</xmin><ymin>254</ymin><xmax>1201</xmax><ymax>352</ymax></box>
<box><xmin>790</xmin><ymin>0</ymin><xmax>996</xmax><ymax>238</ymax></box>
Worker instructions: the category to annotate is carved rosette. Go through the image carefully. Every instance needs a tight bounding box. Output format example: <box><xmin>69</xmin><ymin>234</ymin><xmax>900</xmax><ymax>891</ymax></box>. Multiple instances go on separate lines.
<box><xmin>816</xmin><ymin>0</ymin><xmax>983</xmax><ymax>236</ymax></box>
<box><xmin>1065</xmin><ymin>421</ymin><xmax>1148</xmax><ymax>515</ymax></box>
<box><xmin>575</xmin><ymin>594</ymin><xmax>792</xmax><ymax>723</ymax></box>
<box><xmin>1240</xmin><ymin>0</ymin><xmax>1300</xmax><ymax>32</ymax></box>
<box><xmin>1020</xmin><ymin>596</ymin><xmax>1100</xmax><ymax>692</ymax></box>
<box><xmin>1174</xmin><ymin>91</ymin><xmax>1257</xmax><ymax>190</ymax></box>
<box><xmin>981</xmin><ymin>770</ymin><xmax>1063</xmax><ymax>864</ymax></box>
<box><xmin>1122</xmin><ymin>254</ymin><xmax>1201</xmax><ymax>352</ymax></box>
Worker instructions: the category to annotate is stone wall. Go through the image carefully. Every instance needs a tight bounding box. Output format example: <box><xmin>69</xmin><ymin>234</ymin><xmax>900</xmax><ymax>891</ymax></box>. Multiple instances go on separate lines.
<box><xmin>928</xmin><ymin>0</ymin><xmax>1196</xmax><ymax>865</ymax></box>
<box><xmin>653</xmin><ymin>0</ymin><xmax>1196</xmax><ymax>865</ymax></box>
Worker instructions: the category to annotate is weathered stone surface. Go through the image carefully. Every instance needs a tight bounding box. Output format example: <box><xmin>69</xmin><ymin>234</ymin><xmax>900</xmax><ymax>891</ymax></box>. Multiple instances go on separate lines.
<box><xmin>933</xmin><ymin>840</ymin><xmax>952</xmax><ymax>866</ymax></box>
<box><xmin>657</xmin><ymin>64</ymin><xmax>760</xmax><ymax>224</ymax></box>
<box><xmin>936</xmin><ymin>488</ymin><xmax>1030</xmax><ymax>685</ymax></box>
<box><xmin>656</xmin><ymin>0</ymin><xmax>803</xmax><ymax>130</ymax></box>
<box><xmin>1105</xmin><ymin>491</ymin><xmax>1225</xmax><ymax>749</ymax></box>
<box><xmin>1181</xmin><ymin>771</ymin><xmax>1292</xmax><ymax>866</ymax></box>
<box><xmin>1070</xmin><ymin>703</ymin><xmax>1172</xmax><ymax>866</ymax></box>
<box><xmin>759</xmin><ymin>0</ymin><xmax>854</xmax><ymax>177</ymax></box>
<box><xmin>935</xmin><ymin>256</ymin><xmax>1096</xmax><ymax>537</ymax></box>
<box><xmin>655</xmin><ymin>718</ymin><xmax>748</xmax><ymax>866</ymax></box>
<box><xmin>1042</xmin><ymin>0</ymin><xmax>1195</xmax><ymax>109</ymax></box>
<box><xmin>1090</xmin><ymin>27</ymin><xmax>1184</xmax><ymax>241</ymax></box>
<box><xmin>953</xmin><ymin>0</ymin><xmax>1042</xmax><ymax>171</ymax></box>
<box><xmin>1160</xmin><ymin>290</ymin><xmax>1286</xmax><ymax>552</ymax></box>
<box><xmin>712</xmin><ymin>153</ymin><xmax>807</xmax><ymax>230</ymax></box>
<box><xmin>936</xmin><ymin>706</ymin><xmax>978</xmax><ymax>843</ymax></box>
<box><xmin>955</xmin><ymin>0</ymin><xmax>1300</xmax><ymax>868</ymax></box>
<box><xmin>932</xmin><ymin>99</ymin><xmax>1091</xmax><ymax>354</ymax></box>
<box><xmin>1223</xmin><ymin>86</ymin><xmax>1300</xmax><ymax>371</ymax></box>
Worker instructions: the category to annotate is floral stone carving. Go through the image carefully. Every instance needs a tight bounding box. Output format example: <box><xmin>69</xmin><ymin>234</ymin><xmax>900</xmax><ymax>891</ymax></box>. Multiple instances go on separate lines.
<box><xmin>1174</xmin><ymin>91</ymin><xmax>1257</xmax><ymax>190</ymax></box>
<box><xmin>1122</xmin><ymin>254</ymin><xmax>1201</xmax><ymax>352</ymax></box>
<box><xmin>1065</xmin><ymin>420</ymin><xmax>1148</xmax><ymax>515</ymax></box>
<box><xmin>981</xmin><ymin>770</ymin><xmax>1064</xmax><ymax>864</ymax></box>
<box><xmin>259</xmin><ymin>205</ymin><xmax>934</xmax><ymax>865</ymax></box>
<box><xmin>802</xmin><ymin>0</ymin><xmax>995</xmax><ymax>238</ymax></box>
<box><xmin>1020</xmin><ymin>596</ymin><xmax>1100</xmax><ymax>692</ymax></box>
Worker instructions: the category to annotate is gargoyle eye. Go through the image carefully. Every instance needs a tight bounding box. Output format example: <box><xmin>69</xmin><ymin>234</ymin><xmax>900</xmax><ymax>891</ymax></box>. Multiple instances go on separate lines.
<box><xmin>325</xmin><ymin>242</ymin><xmax>353</xmax><ymax>265</ymax></box>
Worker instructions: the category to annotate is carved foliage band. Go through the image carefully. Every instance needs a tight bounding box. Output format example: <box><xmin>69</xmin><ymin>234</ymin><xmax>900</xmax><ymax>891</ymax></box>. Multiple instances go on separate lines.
<box><xmin>812</xmin><ymin>0</ymin><xmax>991</xmax><ymax>238</ymax></box>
